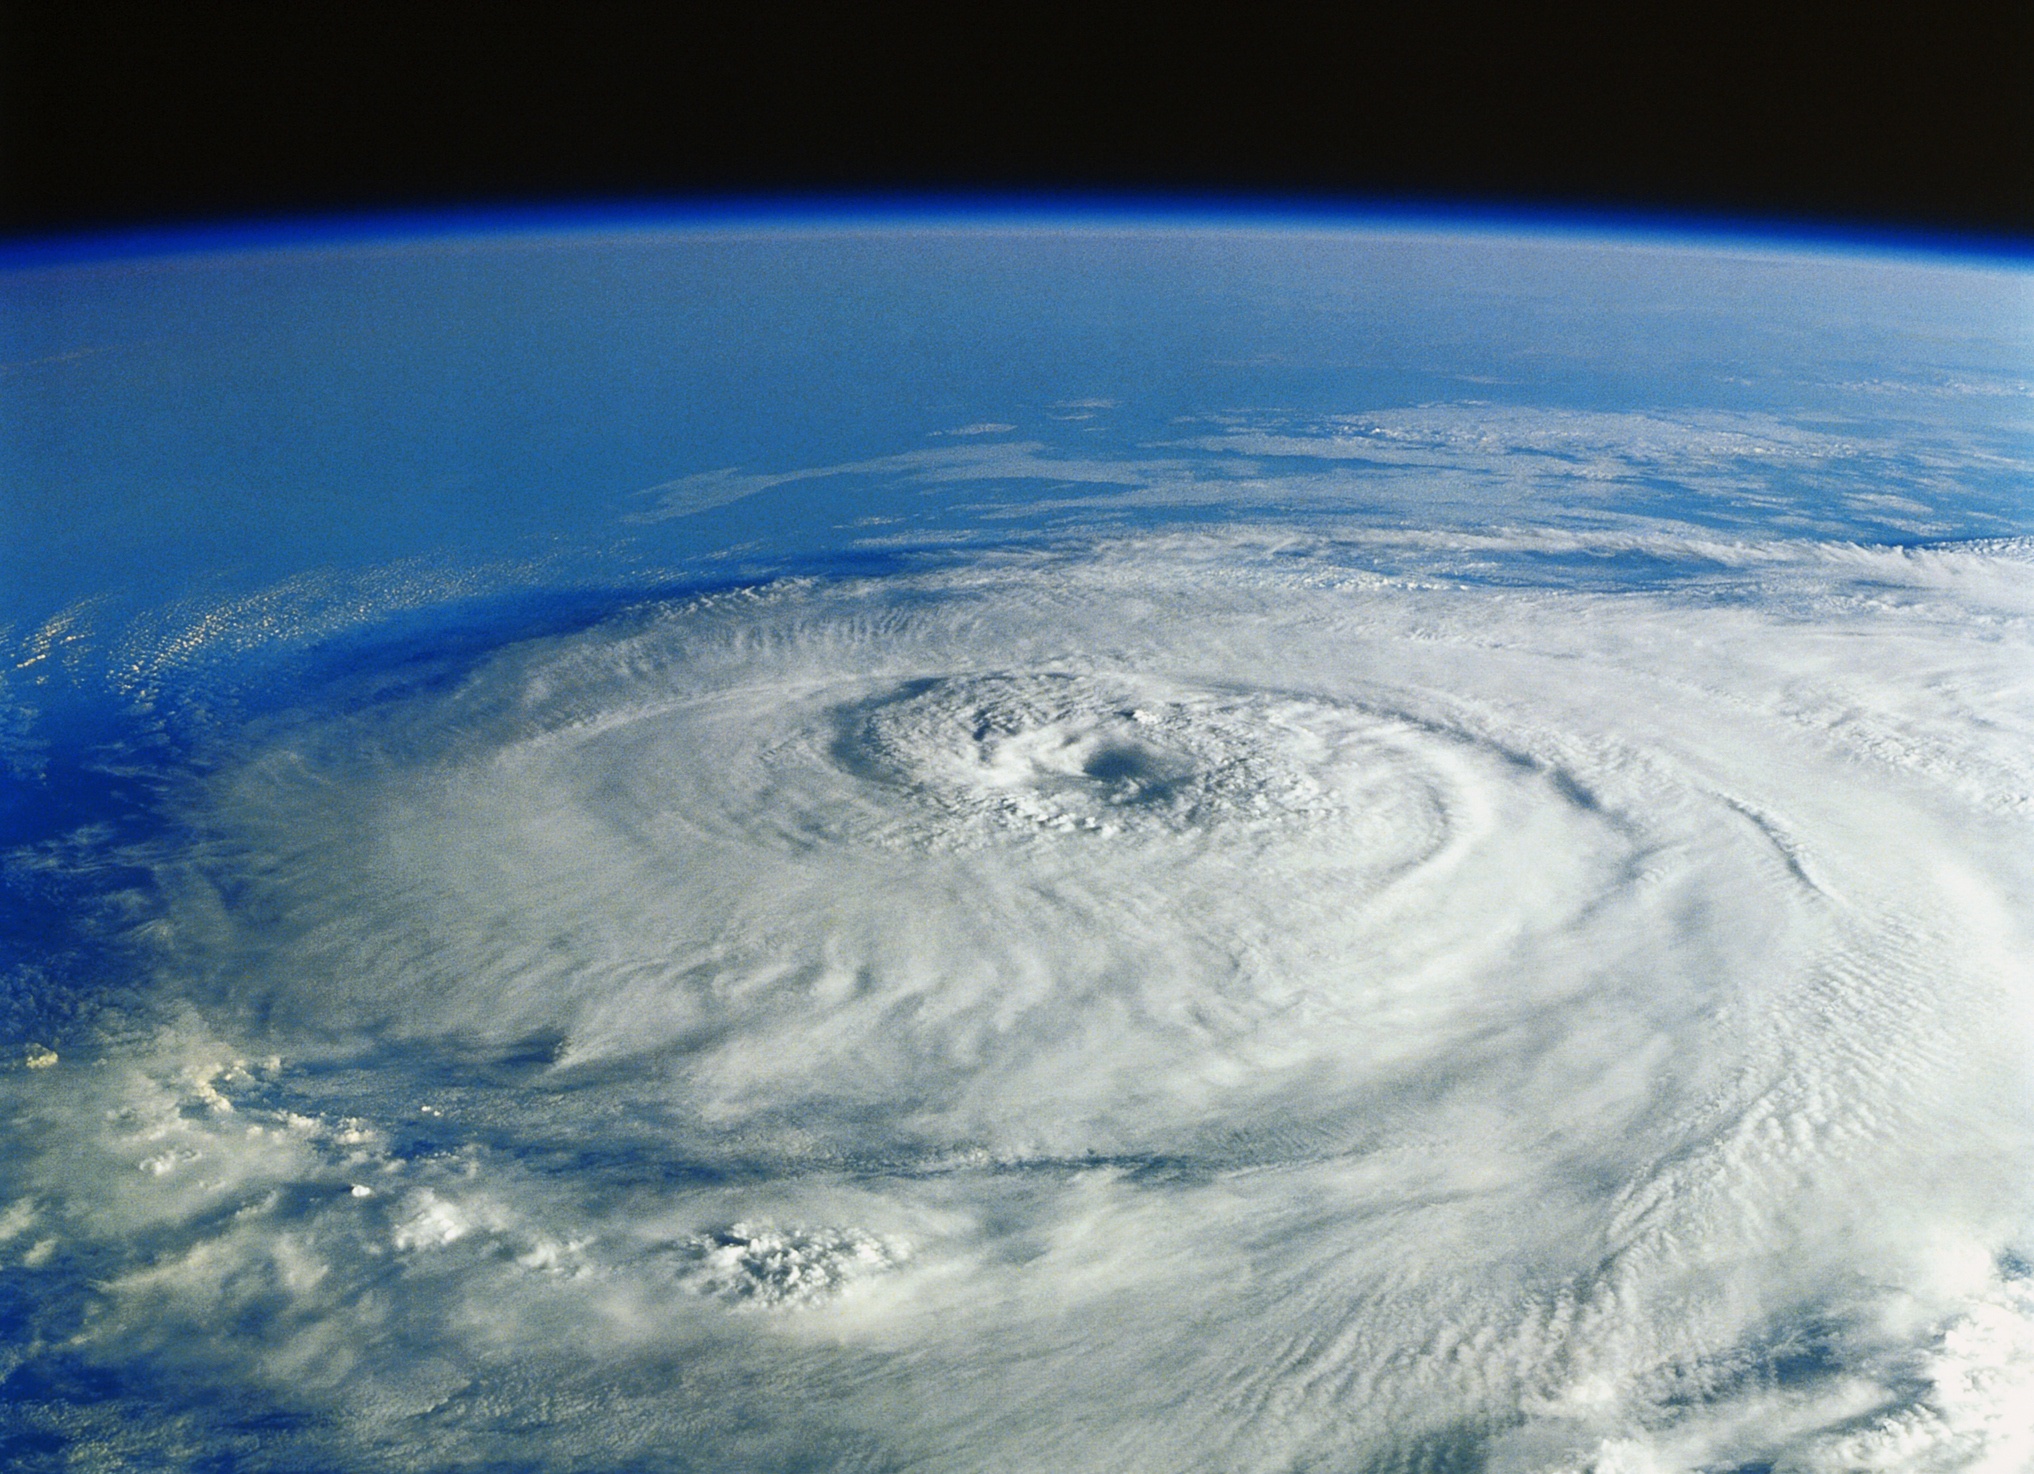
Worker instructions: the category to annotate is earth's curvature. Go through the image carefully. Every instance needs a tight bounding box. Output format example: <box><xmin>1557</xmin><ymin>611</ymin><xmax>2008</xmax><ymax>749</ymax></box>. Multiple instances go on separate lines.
<box><xmin>2</xmin><ymin>210</ymin><xmax>2031</xmax><ymax>1471</ymax></box>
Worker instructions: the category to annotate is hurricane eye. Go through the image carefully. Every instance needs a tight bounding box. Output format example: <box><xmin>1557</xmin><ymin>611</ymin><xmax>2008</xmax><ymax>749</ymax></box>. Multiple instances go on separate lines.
<box><xmin>1081</xmin><ymin>745</ymin><xmax>1155</xmax><ymax>784</ymax></box>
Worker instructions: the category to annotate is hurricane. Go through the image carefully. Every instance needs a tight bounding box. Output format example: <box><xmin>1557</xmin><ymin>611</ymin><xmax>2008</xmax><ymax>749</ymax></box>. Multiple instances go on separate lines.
<box><xmin>3</xmin><ymin>215</ymin><xmax>2031</xmax><ymax>1471</ymax></box>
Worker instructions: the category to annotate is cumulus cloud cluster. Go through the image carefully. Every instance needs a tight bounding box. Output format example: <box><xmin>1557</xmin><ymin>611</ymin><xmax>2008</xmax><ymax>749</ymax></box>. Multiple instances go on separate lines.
<box><xmin>4</xmin><ymin>526</ymin><xmax>2033</xmax><ymax>1470</ymax></box>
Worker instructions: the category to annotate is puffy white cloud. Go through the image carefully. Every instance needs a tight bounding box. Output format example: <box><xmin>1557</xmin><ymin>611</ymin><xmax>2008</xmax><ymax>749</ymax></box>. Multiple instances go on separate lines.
<box><xmin>4</xmin><ymin>524</ymin><xmax>2029</xmax><ymax>1467</ymax></box>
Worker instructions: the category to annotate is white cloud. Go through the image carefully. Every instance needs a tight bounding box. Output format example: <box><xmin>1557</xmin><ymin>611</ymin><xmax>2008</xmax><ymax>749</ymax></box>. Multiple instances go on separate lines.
<box><xmin>625</xmin><ymin>441</ymin><xmax>1205</xmax><ymax>522</ymax></box>
<box><xmin>930</xmin><ymin>421</ymin><xmax>1018</xmax><ymax>437</ymax></box>
<box><xmin>7</xmin><ymin>526</ymin><xmax>2028</xmax><ymax>1466</ymax></box>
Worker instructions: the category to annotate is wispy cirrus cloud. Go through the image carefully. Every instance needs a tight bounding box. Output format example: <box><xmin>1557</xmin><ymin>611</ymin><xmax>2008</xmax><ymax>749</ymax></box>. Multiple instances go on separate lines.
<box><xmin>626</xmin><ymin>441</ymin><xmax>1198</xmax><ymax>523</ymax></box>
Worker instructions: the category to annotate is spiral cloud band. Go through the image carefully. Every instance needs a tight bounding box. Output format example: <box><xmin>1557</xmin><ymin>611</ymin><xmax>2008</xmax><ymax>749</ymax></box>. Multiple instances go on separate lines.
<box><xmin>7</xmin><ymin>520</ymin><xmax>2031</xmax><ymax>1470</ymax></box>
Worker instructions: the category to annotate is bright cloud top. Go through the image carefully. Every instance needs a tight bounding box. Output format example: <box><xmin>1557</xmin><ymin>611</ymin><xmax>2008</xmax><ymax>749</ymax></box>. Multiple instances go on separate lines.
<box><xmin>6</xmin><ymin>525</ymin><xmax>2032</xmax><ymax>1471</ymax></box>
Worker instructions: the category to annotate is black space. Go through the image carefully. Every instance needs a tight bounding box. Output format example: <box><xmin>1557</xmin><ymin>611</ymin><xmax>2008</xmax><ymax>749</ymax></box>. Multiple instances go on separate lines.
<box><xmin>2</xmin><ymin>3</ymin><xmax>2028</xmax><ymax>242</ymax></box>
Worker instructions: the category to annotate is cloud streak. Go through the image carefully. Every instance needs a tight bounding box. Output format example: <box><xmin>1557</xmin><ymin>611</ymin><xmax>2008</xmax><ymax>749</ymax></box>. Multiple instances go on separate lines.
<box><xmin>626</xmin><ymin>440</ymin><xmax>1225</xmax><ymax>522</ymax></box>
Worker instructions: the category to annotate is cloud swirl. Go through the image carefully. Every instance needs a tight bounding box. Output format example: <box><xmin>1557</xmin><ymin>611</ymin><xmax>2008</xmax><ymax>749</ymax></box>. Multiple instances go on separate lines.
<box><xmin>6</xmin><ymin>525</ymin><xmax>2030</xmax><ymax>1469</ymax></box>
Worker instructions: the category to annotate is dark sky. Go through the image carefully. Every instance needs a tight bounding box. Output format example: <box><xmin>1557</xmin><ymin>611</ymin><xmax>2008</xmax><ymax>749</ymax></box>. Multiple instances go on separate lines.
<box><xmin>2</xmin><ymin>2</ymin><xmax>2028</xmax><ymax>242</ymax></box>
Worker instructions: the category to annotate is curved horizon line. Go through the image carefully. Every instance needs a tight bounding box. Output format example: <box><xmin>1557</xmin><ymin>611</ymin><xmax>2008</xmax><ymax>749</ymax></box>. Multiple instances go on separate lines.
<box><xmin>5</xmin><ymin>190</ymin><xmax>2031</xmax><ymax>271</ymax></box>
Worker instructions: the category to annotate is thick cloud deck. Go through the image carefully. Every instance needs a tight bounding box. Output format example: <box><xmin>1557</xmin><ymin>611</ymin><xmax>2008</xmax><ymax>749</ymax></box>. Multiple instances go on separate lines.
<box><xmin>6</xmin><ymin>530</ymin><xmax>2030</xmax><ymax>1471</ymax></box>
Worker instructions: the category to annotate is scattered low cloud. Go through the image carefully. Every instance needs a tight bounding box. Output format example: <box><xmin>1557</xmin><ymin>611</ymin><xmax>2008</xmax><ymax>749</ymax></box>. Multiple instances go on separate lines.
<box><xmin>929</xmin><ymin>421</ymin><xmax>1017</xmax><ymax>437</ymax></box>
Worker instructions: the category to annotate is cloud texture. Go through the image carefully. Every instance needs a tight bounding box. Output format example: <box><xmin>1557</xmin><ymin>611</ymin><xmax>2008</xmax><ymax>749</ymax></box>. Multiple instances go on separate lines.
<box><xmin>5</xmin><ymin>523</ymin><xmax>2032</xmax><ymax>1470</ymax></box>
